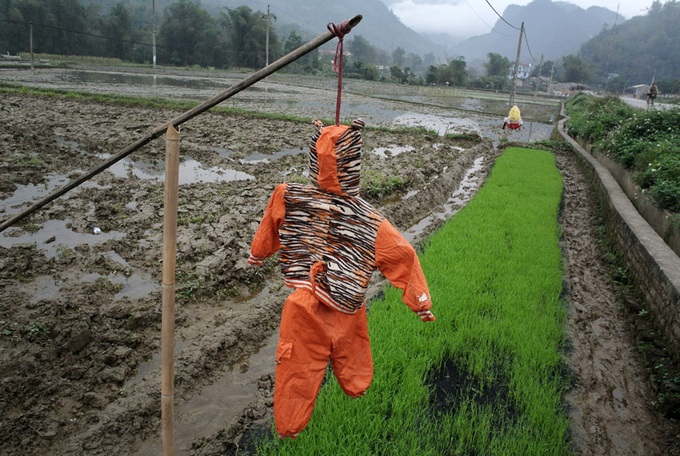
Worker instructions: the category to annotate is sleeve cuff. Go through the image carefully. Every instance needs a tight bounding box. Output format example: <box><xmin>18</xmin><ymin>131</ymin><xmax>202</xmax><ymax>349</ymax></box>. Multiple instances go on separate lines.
<box><xmin>248</xmin><ymin>254</ymin><xmax>264</xmax><ymax>266</ymax></box>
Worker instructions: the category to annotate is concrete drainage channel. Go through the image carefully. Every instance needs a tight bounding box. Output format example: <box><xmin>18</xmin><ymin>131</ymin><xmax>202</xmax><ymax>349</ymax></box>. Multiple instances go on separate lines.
<box><xmin>557</xmin><ymin>116</ymin><xmax>680</xmax><ymax>358</ymax></box>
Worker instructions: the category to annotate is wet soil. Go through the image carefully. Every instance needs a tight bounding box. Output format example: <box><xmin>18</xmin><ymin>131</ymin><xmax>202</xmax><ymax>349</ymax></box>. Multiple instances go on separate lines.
<box><xmin>1</xmin><ymin>68</ymin><xmax>678</xmax><ymax>455</ymax></box>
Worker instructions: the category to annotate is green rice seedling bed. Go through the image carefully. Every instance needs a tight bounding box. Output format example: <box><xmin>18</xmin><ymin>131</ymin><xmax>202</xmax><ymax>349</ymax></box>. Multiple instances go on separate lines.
<box><xmin>258</xmin><ymin>147</ymin><xmax>570</xmax><ymax>455</ymax></box>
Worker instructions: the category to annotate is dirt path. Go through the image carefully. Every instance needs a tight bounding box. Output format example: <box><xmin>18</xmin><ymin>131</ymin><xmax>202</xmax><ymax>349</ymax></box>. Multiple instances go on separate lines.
<box><xmin>0</xmin><ymin>69</ymin><xmax>678</xmax><ymax>455</ymax></box>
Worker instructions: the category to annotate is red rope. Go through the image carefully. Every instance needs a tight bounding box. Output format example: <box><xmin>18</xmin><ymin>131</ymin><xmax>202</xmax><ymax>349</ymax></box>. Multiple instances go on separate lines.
<box><xmin>327</xmin><ymin>20</ymin><xmax>352</xmax><ymax>126</ymax></box>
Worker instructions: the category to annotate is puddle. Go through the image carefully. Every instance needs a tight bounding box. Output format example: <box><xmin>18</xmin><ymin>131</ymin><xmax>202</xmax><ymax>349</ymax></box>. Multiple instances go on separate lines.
<box><xmin>65</xmin><ymin>70</ymin><xmax>230</xmax><ymax>91</ymax></box>
<box><xmin>213</xmin><ymin>147</ymin><xmax>305</xmax><ymax>164</ymax></box>
<box><xmin>131</xmin><ymin>330</ymin><xmax>278</xmax><ymax>455</ymax></box>
<box><xmin>95</xmin><ymin>154</ymin><xmax>255</xmax><ymax>184</ymax></box>
<box><xmin>80</xmin><ymin>251</ymin><xmax>158</xmax><ymax>301</ymax></box>
<box><xmin>476</xmin><ymin>117</ymin><xmax>555</xmax><ymax>147</ymax></box>
<box><xmin>371</xmin><ymin>145</ymin><xmax>416</xmax><ymax>159</ymax></box>
<box><xmin>402</xmin><ymin>156</ymin><xmax>485</xmax><ymax>244</ymax></box>
<box><xmin>0</xmin><ymin>219</ymin><xmax>126</xmax><ymax>258</ymax></box>
<box><xmin>125</xmin><ymin>338</ymin><xmax>191</xmax><ymax>390</ymax></box>
<box><xmin>1</xmin><ymin>174</ymin><xmax>102</xmax><ymax>216</ymax></box>
<box><xmin>394</xmin><ymin>112</ymin><xmax>482</xmax><ymax>136</ymax></box>
<box><xmin>392</xmin><ymin>112</ymin><xmax>555</xmax><ymax>146</ymax></box>
<box><xmin>29</xmin><ymin>275</ymin><xmax>63</xmax><ymax>305</ymax></box>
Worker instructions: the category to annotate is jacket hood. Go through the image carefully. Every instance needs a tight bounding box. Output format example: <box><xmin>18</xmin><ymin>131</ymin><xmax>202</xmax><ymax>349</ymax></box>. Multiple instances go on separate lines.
<box><xmin>308</xmin><ymin>119</ymin><xmax>365</xmax><ymax>196</ymax></box>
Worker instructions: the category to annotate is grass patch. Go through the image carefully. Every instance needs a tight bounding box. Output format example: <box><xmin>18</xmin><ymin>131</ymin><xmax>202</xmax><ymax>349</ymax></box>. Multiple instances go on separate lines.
<box><xmin>256</xmin><ymin>147</ymin><xmax>570</xmax><ymax>455</ymax></box>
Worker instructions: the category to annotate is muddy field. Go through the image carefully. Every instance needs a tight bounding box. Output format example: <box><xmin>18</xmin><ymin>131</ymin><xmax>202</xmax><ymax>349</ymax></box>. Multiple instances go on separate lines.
<box><xmin>1</xmin><ymin>67</ymin><xmax>679</xmax><ymax>455</ymax></box>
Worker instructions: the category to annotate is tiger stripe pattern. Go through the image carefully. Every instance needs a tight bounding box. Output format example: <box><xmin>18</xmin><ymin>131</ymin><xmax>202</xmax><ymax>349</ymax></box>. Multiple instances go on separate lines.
<box><xmin>309</xmin><ymin>119</ymin><xmax>364</xmax><ymax>197</ymax></box>
<box><xmin>280</xmin><ymin>183</ymin><xmax>384</xmax><ymax>314</ymax></box>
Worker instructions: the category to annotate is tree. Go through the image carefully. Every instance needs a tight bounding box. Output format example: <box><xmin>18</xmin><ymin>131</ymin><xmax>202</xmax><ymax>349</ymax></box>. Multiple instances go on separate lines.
<box><xmin>223</xmin><ymin>6</ymin><xmax>280</xmax><ymax>69</ymax></box>
<box><xmin>348</xmin><ymin>35</ymin><xmax>377</xmax><ymax>65</ymax></box>
<box><xmin>425</xmin><ymin>57</ymin><xmax>466</xmax><ymax>87</ymax></box>
<box><xmin>392</xmin><ymin>46</ymin><xmax>405</xmax><ymax>67</ymax></box>
<box><xmin>158</xmin><ymin>0</ymin><xmax>215</xmax><ymax>67</ymax></box>
<box><xmin>104</xmin><ymin>3</ymin><xmax>135</xmax><ymax>59</ymax></box>
<box><xmin>447</xmin><ymin>57</ymin><xmax>467</xmax><ymax>86</ymax></box>
<box><xmin>485</xmin><ymin>52</ymin><xmax>511</xmax><ymax>77</ymax></box>
<box><xmin>346</xmin><ymin>60</ymin><xmax>379</xmax><ymax>81</ymax></box>
<box><xmin>390</xmin><ymin>65</ymin><xmax>407</xmax><ymax>84</ymax></box>
<box><xmin>283</xmin><ymin>30</ymin><xmax>319</xmax><ymax>73</ymax></box>
<box><xmin>560</xmin><ymin>54</ymin><xmax>591</xmax><ymax>83</ymax></box>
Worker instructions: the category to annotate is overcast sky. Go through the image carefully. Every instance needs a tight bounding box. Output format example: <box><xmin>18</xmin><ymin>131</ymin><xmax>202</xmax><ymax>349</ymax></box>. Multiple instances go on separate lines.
<box><xmin>379</xmin><ymin>0</ymin><xmax>654</xmax><ymax>39</ymax></box>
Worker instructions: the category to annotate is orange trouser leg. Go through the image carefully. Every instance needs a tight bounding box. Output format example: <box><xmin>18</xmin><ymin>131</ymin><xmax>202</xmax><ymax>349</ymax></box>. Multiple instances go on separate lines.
<box><xmin>274</xmin><ymin>289</ymin><xmax>331</xmax><ymax>437</ymax></box>
<box><xmin>273</xmin><ymin>289</ymin><xmax>374</xmax><ymax>437</ymax></box>
<box><xmin>329</xmin><ymin>305</ymin><xmax>373</xmax><ymax>398</ymax></box>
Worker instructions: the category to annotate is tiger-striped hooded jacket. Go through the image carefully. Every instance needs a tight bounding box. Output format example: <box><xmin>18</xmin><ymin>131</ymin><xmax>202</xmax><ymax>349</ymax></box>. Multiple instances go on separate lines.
<box><xmin>248</xmin><ymin>119</ymin><xmax>434</xmax><ymax>320</ymax></box>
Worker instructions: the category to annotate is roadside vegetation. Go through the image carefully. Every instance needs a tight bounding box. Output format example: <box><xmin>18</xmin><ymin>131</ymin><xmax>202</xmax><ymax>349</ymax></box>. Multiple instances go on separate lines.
<box><xmin>256</xmin><ymin>147</ymin><xmax>569</xmax><ymax>455</ymax></box>
<box><xmin>565</xmin><ymin>93</ymin><xmax>680</xmax><ymax>214</ymax></box>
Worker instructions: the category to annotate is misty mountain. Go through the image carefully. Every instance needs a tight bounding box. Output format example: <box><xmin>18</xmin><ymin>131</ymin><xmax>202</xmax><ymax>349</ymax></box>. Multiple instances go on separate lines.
<box><xmin>212</xmin><ymin>0</ymin><xmax>443</xmax><ymax>56</ymax></box>
<box><xmin>82</xmin><ymin>0</ymin><xmax>627</xmax><ymax>70</ymax></box>
<box><xmin>445</xmin><ymin>0</ymin><xmax>623</xmax><ymax>66</ymax></box>
<box><xmin>578</xmin><ymin>1</ymin><xmax>678</xmax><ymax>86</ymax></box>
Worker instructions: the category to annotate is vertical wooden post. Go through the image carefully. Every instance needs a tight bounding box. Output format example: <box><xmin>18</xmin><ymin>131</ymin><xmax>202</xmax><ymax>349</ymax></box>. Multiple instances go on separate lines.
<box><xmin>161</xmin><ymin>125</ymin><xmax>180</xmax><ymax>456</ymax></box>
<box><xmin>29</xmin><ymin>21</ymin><xmax>34</xmax><ymax>70</ymax></box>
<box><xmin>509</xmin><ymin>21</ymin><xmax>524</xmax><ymax>108</ymax></box>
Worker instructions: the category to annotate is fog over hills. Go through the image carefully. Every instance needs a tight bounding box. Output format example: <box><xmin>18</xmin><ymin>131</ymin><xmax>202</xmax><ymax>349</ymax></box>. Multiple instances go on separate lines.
<box><xmin>84</xmin><ymin>0</ymin><xmax>624</xmax><ymax>65</ymax></box>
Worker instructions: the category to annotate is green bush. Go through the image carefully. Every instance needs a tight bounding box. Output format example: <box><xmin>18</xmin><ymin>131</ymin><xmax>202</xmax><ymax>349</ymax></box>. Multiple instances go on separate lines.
<box><xmin>566</xmin><ymin>93</ymin><xmax>680</xmax><ymax>214</ymax></box>
<box><xmin>565</xmin><ymin>94</ymin><xmax>634</xmax><ymax>143</ymax></box>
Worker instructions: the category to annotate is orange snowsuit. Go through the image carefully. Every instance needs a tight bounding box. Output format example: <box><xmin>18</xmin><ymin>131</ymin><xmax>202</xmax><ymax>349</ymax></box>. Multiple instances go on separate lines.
<box><xmin>248</xmin><ymin>119</ymin><xmax>435</xmax><ymax>438</ymax></box>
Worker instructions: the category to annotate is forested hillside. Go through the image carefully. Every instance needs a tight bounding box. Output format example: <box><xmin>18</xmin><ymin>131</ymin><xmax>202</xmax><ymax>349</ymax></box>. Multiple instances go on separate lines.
<box><xmin>578</xmin><ymin>0</ymin><xmax>680</xmax><ymax>92</ymax></box>
<box><xmin>77</xmin><ymin>0</ymin><xmax>442</xmax><ymax>59</ymax></box>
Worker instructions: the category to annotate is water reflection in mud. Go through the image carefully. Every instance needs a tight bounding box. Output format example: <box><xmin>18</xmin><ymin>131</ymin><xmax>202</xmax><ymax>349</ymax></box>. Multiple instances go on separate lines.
<box><xmin>213</xmin><ymin>147</ymin><xmax>305</xmax><ymax>164</ymax></box>
<box><xmin>393</xmin><ymin>112</ymin><xmax>554</xmax><ymax>146</ymax></box>
<box><xmin>371</xmin><ymin>145</ymin><xmax>416</xmax><ymax>159</ymax></box>
<box><xmin>403</xmin><ymin>156</ymin><xmax>486</xmax><ymax>244</ymax></box>
<box><xmin>97</xmin><ymin>154</ymin><xmax>255</xmax><ymax>184</ymax></box>
<box><xmin>0</xmin><ymin>219</ymin><xmax>126</xmax><ymax>258</ymax></box>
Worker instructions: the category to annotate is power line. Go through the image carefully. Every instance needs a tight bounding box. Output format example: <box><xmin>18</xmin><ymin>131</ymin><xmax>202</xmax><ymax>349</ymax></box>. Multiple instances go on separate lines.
<box><xmin>0</xmin><ymin>18</ymin><xmax>273</xmax><ymax>59</ymax></box>
<box><xmin>463</xmin><ymin>0</ymin><xmax>495</xmax><ymax>31</ymax></box>
<box><xmin>522</xmin><ymin>29</ymin><xmax>538</xmax><ymax>63</ymax></box>
<box><xmin>482</xmin><ymin>1</ymin><xmax>538</xmax><ymax>65</ymax></box>
<box><xmin>484</xmin><ymin>0</ymin><xmax>521</xmax><ymax>31</ymax></box>
<box><xmin>0</xmin><ymin>19</ymin><xmax>166</xmax><ymax>49</ymax></box>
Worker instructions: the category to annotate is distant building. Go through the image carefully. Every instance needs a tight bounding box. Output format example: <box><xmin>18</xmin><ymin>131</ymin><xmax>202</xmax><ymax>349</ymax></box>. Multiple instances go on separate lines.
<box><xmin>517</xmin><ymin>63</ymin><xmax>532</xmax><ymax>80</ymax></box>
<box><xmin>509</xmin><ymin>63</ymin><xmax>532</xmax><ymax>80</ymax></box>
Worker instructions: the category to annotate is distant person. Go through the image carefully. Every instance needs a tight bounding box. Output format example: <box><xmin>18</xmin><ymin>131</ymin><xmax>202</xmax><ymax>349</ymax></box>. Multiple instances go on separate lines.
<box><xmin>502</xmin><ymin>105</ymin><xmax>523</xmax><ymax>130</ymax></box>
<box><xmin>647</xmin><ymin>82</ymin><xmax>659</xmax><ymax>107</ymax></box>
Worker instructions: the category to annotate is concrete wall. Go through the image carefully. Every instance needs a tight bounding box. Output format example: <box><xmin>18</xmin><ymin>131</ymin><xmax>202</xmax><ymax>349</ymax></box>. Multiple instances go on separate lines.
<box><xmin>557</xmin><ymin>118</ymin><xmax>680</xmax><ymax>359</ymax></box>
<box><xmin>589</xmin><ymin>149</ymin><xmax>680</xmax><ymax>257</ymax></box>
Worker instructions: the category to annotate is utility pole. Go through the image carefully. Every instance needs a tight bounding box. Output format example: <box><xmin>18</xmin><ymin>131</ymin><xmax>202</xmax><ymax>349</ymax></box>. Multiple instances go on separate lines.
<box><xmin>509</xmin><ymin>21</ymin><xmax>524</xmax><ymax>108</ymax></box>
<box><xmin>29</xmin><ymin>21</ymin><xmax>34</xmax><ymax>70</ymax></box>
<box><xmin>152</xmin><ymin>0</ymin><xmax>157</xmax><ymax>69</ymax></box>
<box><xmin>265</xmin><ymin>5</ymin><xmax>270</xmax><ymax>67</ymax></box>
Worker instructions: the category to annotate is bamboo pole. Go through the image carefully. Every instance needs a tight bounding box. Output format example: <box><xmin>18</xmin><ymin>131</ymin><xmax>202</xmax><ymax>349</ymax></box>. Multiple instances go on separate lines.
<box><xmin>0</xmin><ymin>14</ymin><xmax>363</xmax><ymax>233</ymax></box>
<box><xmin>161</xmin><ymin>125</ymin><xmax>180</xmax><ymax>456</ymax></box>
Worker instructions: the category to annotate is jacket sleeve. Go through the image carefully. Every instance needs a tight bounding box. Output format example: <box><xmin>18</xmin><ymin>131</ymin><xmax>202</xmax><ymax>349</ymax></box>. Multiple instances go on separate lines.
<box><xmin>375</xmin><ymin>219</ymin><xmax>434</xmax><ymax>321</ymax></box>
<box><xmin>248</xmin><ymin>184</ymin><xmax>286</xmax><ymax>266</ymax></box>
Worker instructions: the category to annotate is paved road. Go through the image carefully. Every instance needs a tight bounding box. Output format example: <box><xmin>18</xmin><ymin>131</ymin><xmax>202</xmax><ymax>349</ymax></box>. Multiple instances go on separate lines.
<box><xmin>621</xmin><ymin>95</ymin><xmax>673</xmax><ymax>110</ymax></box>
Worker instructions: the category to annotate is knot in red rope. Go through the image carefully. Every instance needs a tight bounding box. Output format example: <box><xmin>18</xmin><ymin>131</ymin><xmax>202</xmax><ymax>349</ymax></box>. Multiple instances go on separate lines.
<box><xmin>327</xmin><ymin>20</ymin><xmax>352</xmax><ymax>125</ymax></box>
<box><xmin>327</xmin><ymin>20</ymin><xmax>351</xmax><ymax>73</ymax></box>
